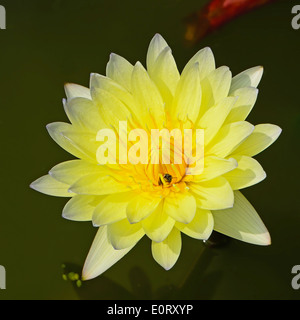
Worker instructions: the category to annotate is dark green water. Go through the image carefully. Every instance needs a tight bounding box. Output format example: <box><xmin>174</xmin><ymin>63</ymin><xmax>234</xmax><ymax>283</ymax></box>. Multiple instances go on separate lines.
<box><xmin>0</xmin><ymin>0</ymin><xmax>299</xmax><ymax>300</ymax></box>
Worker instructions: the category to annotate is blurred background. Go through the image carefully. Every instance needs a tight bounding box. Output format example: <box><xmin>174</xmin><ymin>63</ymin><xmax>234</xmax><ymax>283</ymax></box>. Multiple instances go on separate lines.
<box><xmin>0</xmin><ymin>0</ymin><xmax>299</xmax><ymax>300</ymax></box>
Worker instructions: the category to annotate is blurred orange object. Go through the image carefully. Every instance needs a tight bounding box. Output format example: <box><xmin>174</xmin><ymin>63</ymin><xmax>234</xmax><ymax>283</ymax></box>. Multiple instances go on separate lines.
<box><xmin>185</xmin><ymin>0</ymin><xmax>278</xmax><ymax>43</ymax></box>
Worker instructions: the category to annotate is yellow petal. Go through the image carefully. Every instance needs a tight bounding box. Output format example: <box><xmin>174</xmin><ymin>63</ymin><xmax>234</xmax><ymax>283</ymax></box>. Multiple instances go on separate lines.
<box><xmin>199</xmin><ymin>66</ymin><xmax>232</xmax><ymax>116</ymax></box>
<box><xmin>189</xmin><ymin>177</ymin><xmax>234</xmax><ymax>210</ymax></box>
<box><xmin>232</xmin><ymin>124</ymin><xmax>282</xmax><ymax>157</ymax></box>
<box><xmin>142</xmin><ymin>201</ymin><xmax>175</xmax><ymax>242</ymax></box>
<box><xmin>106</xmin><ymin>53</ymin><xmax>134</xmax><ymax>92</ymax></box>
<box><xmin>226</xmin><ymin>87</ymin><xmax>258</xmax><ymax>123</ymax></box>
<box><xmin>93</xmin><ymin>192</ymin><xmax>136</xmax><ymax>226</ymax></box>
<box><xmin>182</xmin><ymin>47</ymin><xmax>215</xmax><ymax>81</ymax></box>
<box><xmin>223</xmin><ymin>155</ymin><xmax>266</xmax><ymax>190</ymax></box>
<box><xmin>64</xmin><ymin>97</ymin><xmax>104</xmax><ymax>133</ymax></box>
<box><xmin>131</xmin><ymin>62</ymin><xmax>166</xmax><ymax>128</ymax></box>
<box><xmin>30</xmin><ymin>174</ymin><xmax>74</xmax><ymax>197</ymax></box>
<box><xmin>229</xmin><ymin>66</ymin><xmax>263</xmax><ymax>94</ymax></box>
<box><xmin>90</xmin><ymin>73</ymin><xmax>136</xmax><ymax>113</ymax></box>
<box><xmin>82</xmin><ymin>226</ymin><xmax>134</xmax><ymax>280</ymax></box>
<box><xmin>198</xmin><ymin>96</ymin><xmax>236</xmax><ymax>144</ymax></box>
<box><xmin>63</xmin><ymin>195</ymin><xmax>100</xmax><ymax>221</ymax></box>
<box><xmin>151</xmin><ymin>228</ymin><xmax>181</xmax><ymax>270</ymax></box>
<box><xmin>61</xmin><ymin>130</ymin><xmax>99</xmax><ymax>162</ymax></box>
<box><xmin>170</xmin><ymin>62</ymin><xmax>201</xmax><ymax>123</ymax></box>
<box><xmin>126</xmin><ymin>193</ymin><xmax>162</xmax><ymax>224</ymax></box>
<box><xmin>146</xmin><ymin>33</ymin><xmax>169</xmax><ymax>73</ymax></box>
<box><xmin>206</xmin><ymin>121</ymin><xmax>254</xmax><ymax>158</ymax></box>
<box><xmin>91</xmin><ymin>88</ymin><xmax>131</xmax><ymax>129</ymax></box>
<box><xmin>193</xmin><ymin>156</ymin><xmax>237</xmax><ymax>182</ymax></box>
<box><xmin>176</xmin><ymin>209</ymin><xmax>213</xmax><ymax>240</ymax></box>
<box><xmin>164</xmin><ymin>192</ymin><xmax>196</xmax><ymax>224</ymax></box>
<box><xmin>46</xmin><ymin>122</ymin><xmax>95</xmax><ymax>162</ymax></box>
<box><xmin>46</xmin><ymin>122</ymin><xmax>99</xmax><ymax>162</ymax></box>
<box><xmin>69</xmin><ymin>173</ymin><xmax>131</xmax><ymax>195</ymax></box>
<box><xmin>107</xmin><ymin>219</ymin><xmax>145</xmax><ymax>249</ymax></box>
<box><xmin>150</xmin><ymin>47</ymin><xmax>180</xmax><ymax>104</ymax></box>
<box><xmin>64</xmin><ymin>83</ymin><xmax>91</xmax><ymax>100</ymax></box>
<box><xmin>49</xmin><ymin>160</ymin><xmax>103</xmax><ymax>185</ymax></box>
<box><xmin>213</xmin><ymin>191</ymin><xmax>271</xmax><ymax>246</ymax></box>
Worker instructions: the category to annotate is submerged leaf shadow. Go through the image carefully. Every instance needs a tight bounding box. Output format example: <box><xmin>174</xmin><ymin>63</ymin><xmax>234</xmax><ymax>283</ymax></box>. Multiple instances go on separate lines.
<box><xmin>170</xmin><ymin>232</ymin><xmax>230</xmax><ymax>299</ymax></box>
<box><xmin>62</xmin><ymin>232</ymin><xmax>230</xmax><ymax>300</ymax></box>
<box><xmin>128</xmin><ymin>266</ymin><xmax>153</xmax><ymax>299</ymax></box>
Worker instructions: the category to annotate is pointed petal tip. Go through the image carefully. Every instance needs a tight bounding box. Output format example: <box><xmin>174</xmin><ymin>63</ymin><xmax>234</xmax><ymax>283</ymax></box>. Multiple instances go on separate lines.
<box><xmin>275</xmin><ymin>125</ymin><xmax>283</xmax><ymax>136</ymax></box>
<box><xmin>64</xmin><ymin>82</ymin><xmax>75</xmax><ymax>90</ymax></box>
<box><xmin>45</xmin><ymin>122</ymin><xmax>59</xmax><ymax>133</ymax></box>
<box><xmin>68</xmin><ymin>187</ymin><xmax>74</xmax><ymax>193</ymax></box>
<box><xmin>253</xmin><ymin>65</ymin><xmax>264</xmax><ymax>77</ymax></box>
<box><xmin>81</xmin><ymin>265</ymin><xmax>105</xmax><ymax>281</ymax></box>
<box><xmin>153</xmin><ymin>33</ymin><xmax>163</xmax><ymax>40</ymax></box>
<box><xmin>90</xmin><ymin>72</ymin><xmax>98</xmax><ymax>79</ymax></box>
<box><xmin>202</xmin><ymin>46</ymin><xmax>213</xmax><ymax>54</ymax></box>
<box><xmin>163</xmin><ymin>265</ymin><xmax>173</xmax><ymax>271</ymax></box>
<box><xmin>92</xmin><ymin>220</ymin><xmax>100</xmax><ymax>227</ymax></box>
<box><xmin>109</xmin><ymin>52</ymin><xmax>117</xmax><ymax>59</ymax></box>
<box><xmin>262</xmin><ymin>170</ymin><xmax>267</xmax><ymax>180</ymax></box>
<box><xmin>29</xmin><ymin>181</ymin><xmax>36</xmax><ymax>190</ymax></box>
<box><xmin>256</xmin><ymin>231</ymin><xmax>271</xmax><ymax>246</ymax></box>
<box><xmin>29</xmin><ymin>178</ymin><xmax>43</xmax><ymax>192</ymax></box>
<box><xmin>81</xmin><ymin>261</ymin><xmax>95</xmax><ymax>281</ymax></box>
<box><xmin>257</xmin><ymin>66</ymin><xmax>264</xmax><ymax>77</ymax></box>
<box><xmin>252</xmin><ymin>65</ymin><xmax>264</xmax><ymax>72</ymax></box>
<box><xmin>263</xmin><ymin>124</ymin><xmax>282</xmax><ymax>140</ymax></box>
<box><xmin>134</xmin><ymin>61</ymin><xmax>143</xmax><ymax>67</ymax></box>
<box><xmin>127</xmin><ymin>218</ymin><xmax>140</xmax><ymax>225</ymax></box>
<box><xmin>81</xmin><ymin>269</ymin><xmax>93</xmax><ymax>281</ymax></box>
<box><xmin>266</xmin><ymin>233</ymin><xmax>271</xmax><ymax>246</ymax></box>
<box><xmin>81</xmin><ymin>274</ymin><xmax>88</xmax><ymax>281</ymax></box>
<box><xmin>61</xmin><ymin>212</ymin><xmax>72</xmax><ymax>221</ymax></box>
<box><xmin>228</xmin><ymin>157</ymin><xmax>239</xmax><ymax>168</ymax></box>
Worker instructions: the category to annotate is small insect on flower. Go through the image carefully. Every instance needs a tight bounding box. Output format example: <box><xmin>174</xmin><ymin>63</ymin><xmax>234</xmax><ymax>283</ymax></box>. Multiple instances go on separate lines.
<box><xmin>30</xmin><ymin>34</ymin><xmax>282</xmax><ymax>280</ymax></box>
<box><xmin>163</xmin><ymin>174</ymin><xmax>173</xmax><ymax>183</ymax></box>
<box><xmin>159</xmin><ymin>174</ymin><xmax>173</xmax><ymax>186</ymax></box>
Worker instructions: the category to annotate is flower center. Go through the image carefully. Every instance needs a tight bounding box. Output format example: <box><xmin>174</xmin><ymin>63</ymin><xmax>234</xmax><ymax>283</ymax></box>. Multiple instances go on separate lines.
<box><xmin>158</xmin><ymin>173</ymin><xmax>173</xmax><ymax>186</ymax></box>
<box><xmin>110</xmin><ymin>118</ymin><xmax>197</xmax><ymax>195</ymax></box>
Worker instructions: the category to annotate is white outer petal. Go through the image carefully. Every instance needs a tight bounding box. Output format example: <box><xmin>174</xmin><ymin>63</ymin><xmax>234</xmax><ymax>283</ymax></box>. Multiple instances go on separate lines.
<box><xmin>64</xmin><ymin>83</ymin><xmax>91</xmax><ymax>100</ymax></box>
<box><xmin>213</xmin><ymin>191</ymin><xmax>271</xmax><ymax>246</ymax></box>
<box><xmin>230</xmin><ymin>66</ymin><xmax>263</xmax><ymax>94</ymax></box>
<box><xmin>82</xmin><ymin>226</ymin><xmax>135</xmax><ymax>280</ymax></box>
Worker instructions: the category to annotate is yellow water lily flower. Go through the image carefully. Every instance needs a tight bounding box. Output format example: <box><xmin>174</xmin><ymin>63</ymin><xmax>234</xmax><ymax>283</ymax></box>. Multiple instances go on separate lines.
<box><xmin>30</xmin><ymin>34</ymin><xmax>281</xmax><ymax>280</ymax></box>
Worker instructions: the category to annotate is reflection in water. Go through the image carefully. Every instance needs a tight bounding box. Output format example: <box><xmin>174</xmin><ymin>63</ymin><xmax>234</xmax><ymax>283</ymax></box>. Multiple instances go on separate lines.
<box><xmin>203</xmin><ymin>231</ymin><xmax>231</xmax><ymax>249</ymax></box>
<box><xmin>62</xmin><ymin>232</ymin><xmax>230</xmax><ymax>299</ymax></box>
<box><xmin>129</xmin><ymin>266</ymin><xmax>152</xmax><ymax>299</ymax></box>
